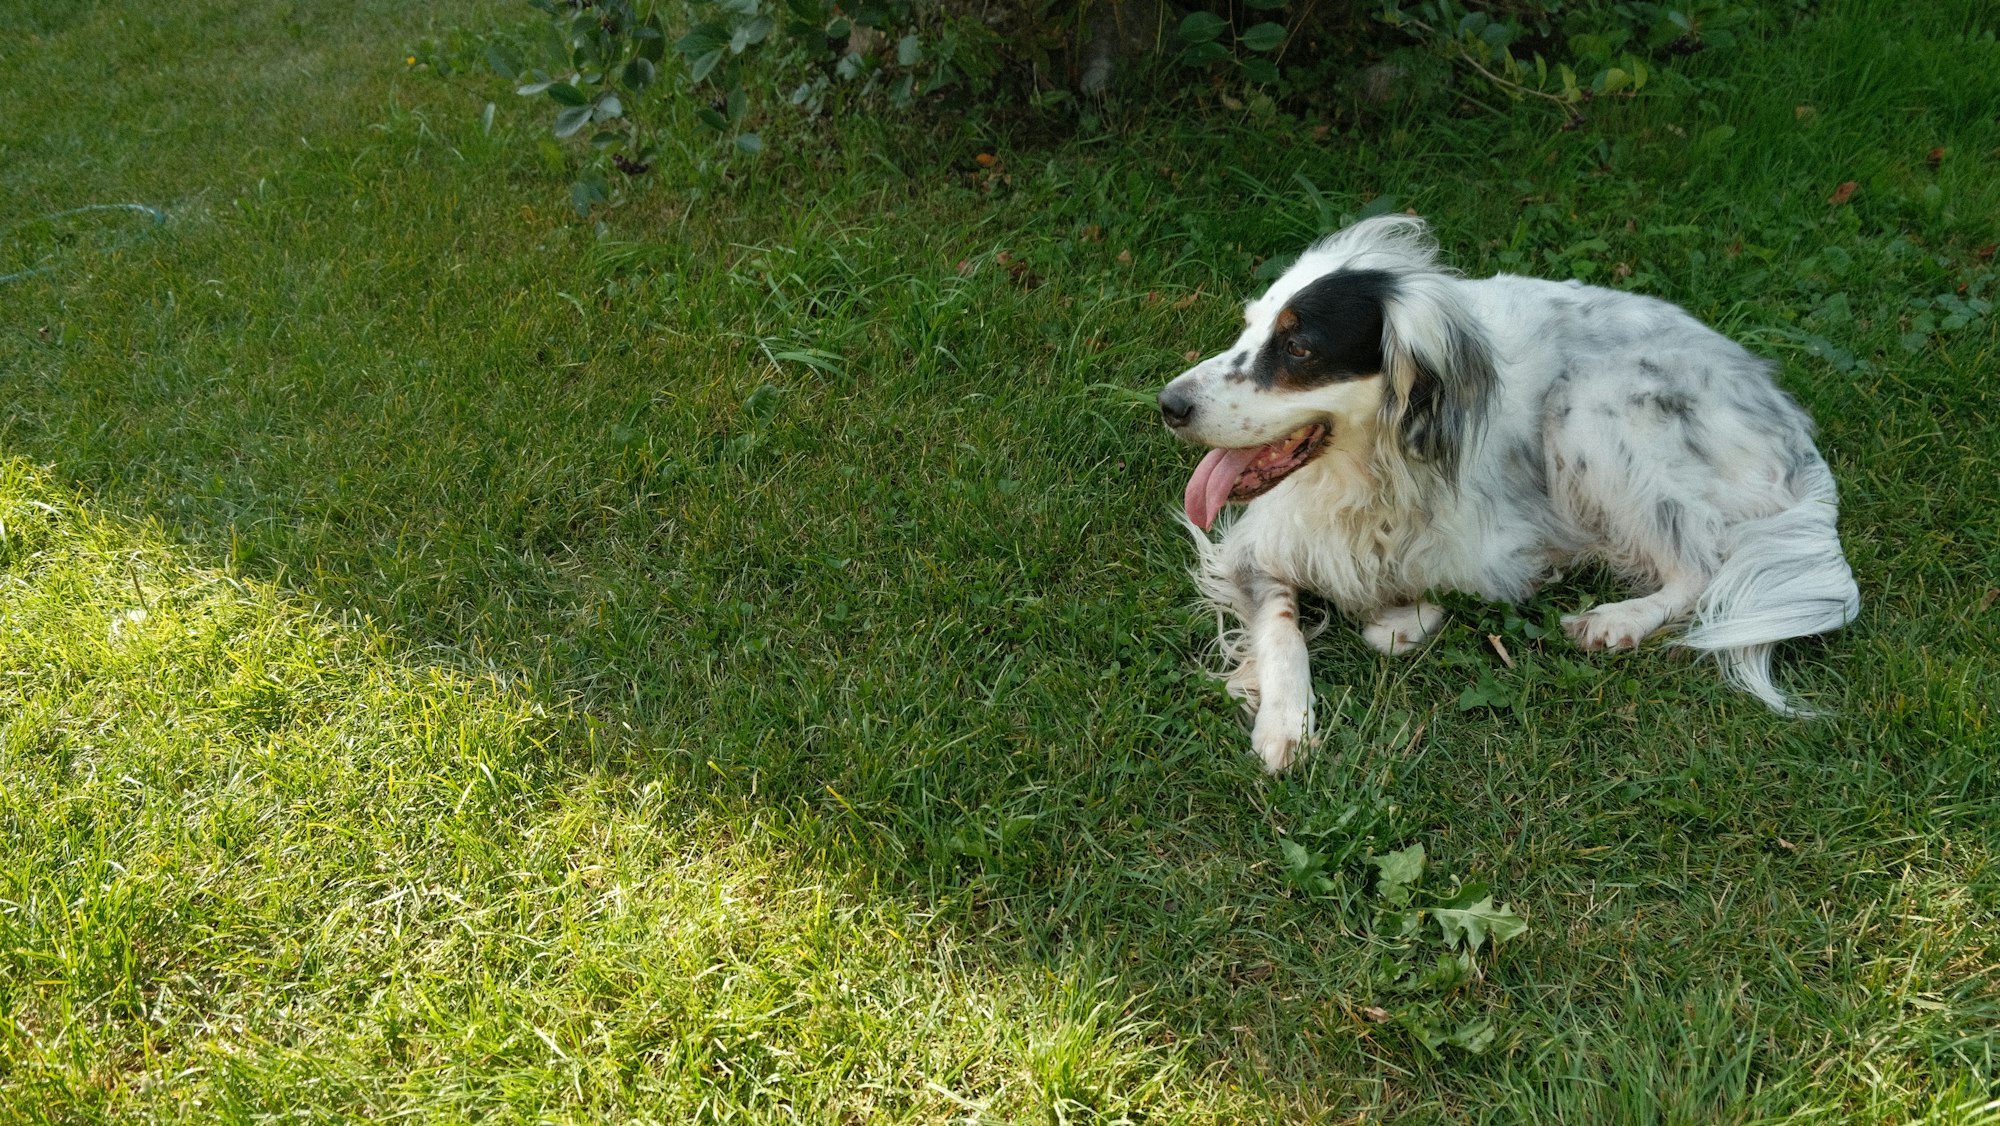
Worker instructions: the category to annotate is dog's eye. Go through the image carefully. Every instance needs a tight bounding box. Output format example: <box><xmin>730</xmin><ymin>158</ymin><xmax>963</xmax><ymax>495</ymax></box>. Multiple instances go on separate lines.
<box><xmin>1286</xmin><ymin>340</ymin><xmax>1310</xmax><ymax>359</ymax></box>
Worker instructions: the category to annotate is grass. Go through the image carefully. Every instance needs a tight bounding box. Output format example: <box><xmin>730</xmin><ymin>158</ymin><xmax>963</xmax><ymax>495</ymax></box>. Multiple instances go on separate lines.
<box><xmin>2</xmin><ymin>0</ymin><xmax>1998</xmax><ymax>1120</ymax></box>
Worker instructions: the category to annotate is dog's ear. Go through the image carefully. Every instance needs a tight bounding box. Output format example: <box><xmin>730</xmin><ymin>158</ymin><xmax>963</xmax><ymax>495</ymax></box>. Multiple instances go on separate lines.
<box><xmin>1378</xmin><ymin>278</ymin><xmax>1495</xmax><ymax>481</ymax></box>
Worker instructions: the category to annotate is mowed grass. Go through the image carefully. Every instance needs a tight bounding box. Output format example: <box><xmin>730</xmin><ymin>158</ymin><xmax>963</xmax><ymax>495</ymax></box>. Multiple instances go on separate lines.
<box><xmin>2</xmin><ymin>0</ymin><xmax>1998</xmax><ymax>1120</ymax></box>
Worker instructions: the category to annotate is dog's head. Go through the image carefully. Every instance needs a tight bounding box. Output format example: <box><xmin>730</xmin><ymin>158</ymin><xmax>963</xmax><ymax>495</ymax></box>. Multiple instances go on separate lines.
<box><xmin>1160</xmin><ymin>215</ymin><xmax>1495</xmax><ymax>530</ymax></box>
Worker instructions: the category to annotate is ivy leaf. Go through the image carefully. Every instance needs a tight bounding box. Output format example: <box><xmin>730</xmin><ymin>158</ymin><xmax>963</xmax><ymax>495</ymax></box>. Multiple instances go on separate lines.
<box><xmin>689</xmin><ymin>47</ymin><xmax>725</xmax><ymax>83</ymax></box>
<box><xmin>485</xmin><ymin>45</ymin><xmax>522</xmax><ymax>80</ymax></box>
<box><xmin>1179</xmin><ymin>11</ymin><xmax>1227</xmax><ymax>43</ymax></box>
<box><xmin>730</xmin><ymin>16</ymin><xmax>774</xmax><ymax>53</ymax></box>
<box><xmin>676</xmin><ymin>23</ymin><xmax>730</xmax><ymax>62</ymax></box>
<box><xmin>552</xmin><ymin>104</ymin><xmax>593</xmax><ymax>138</ymax></box>
<box><xmin>1182</xmin><ymin>40</ymin><xmax>1231</xmax><ymax>66</ymax></box>
<box><xmin>1368</xmin><ymin>843</ymin><xmax>1425</xmax><ymax>907</ymax></box>
<box><xmin>1240</xmin><ymin>22</ymin><xmax>1288</xmax><ymax>52</ymax></box>
<box><xmin>622</xmin><ymin>57</ymin><xmax>656</xmax><ymax>90</ymax></box>
<box><xmin>635</xmin><ymin>16</ymin><xmax>667</xmax><ymax>63</ymax></box>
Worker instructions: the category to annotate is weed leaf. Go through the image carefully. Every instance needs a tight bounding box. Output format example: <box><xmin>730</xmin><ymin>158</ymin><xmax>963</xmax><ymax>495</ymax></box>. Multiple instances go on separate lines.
<box><xmin>1431</xmin><ymin>894</ymin><xmax>1528</xmax><ymax>953</ymax></box>
<box><xmin>1279</xmin><ymin>839</ymin><xmax>1335</xmax><ymax>895</ymax></box>
<box><xmin>1368</xmin><ymin>843</ymin><xmax>1424</xmax><ymax>907</ymax></box>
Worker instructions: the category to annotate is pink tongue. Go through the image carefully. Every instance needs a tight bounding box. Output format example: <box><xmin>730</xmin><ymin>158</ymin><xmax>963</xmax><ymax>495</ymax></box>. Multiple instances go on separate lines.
<box><xmin>1184</xmin><ymin>445</ymin><xmax>1265</xmax><ymax>531</ymax></box>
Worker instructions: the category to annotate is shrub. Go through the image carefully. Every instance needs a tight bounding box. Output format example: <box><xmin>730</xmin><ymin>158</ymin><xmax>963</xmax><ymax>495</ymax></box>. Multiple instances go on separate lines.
<box><xmin>412</xmin><ymin>0</ymin><xmax>1762</xmax><ymax>215</ymax></box>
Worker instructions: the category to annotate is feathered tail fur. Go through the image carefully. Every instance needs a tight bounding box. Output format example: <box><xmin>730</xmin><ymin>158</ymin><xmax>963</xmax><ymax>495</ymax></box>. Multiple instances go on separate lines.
<box><xmin>1677</xmin><ymin>455</ymin><xmax>1859</xmax><ymax>714</ymax></box>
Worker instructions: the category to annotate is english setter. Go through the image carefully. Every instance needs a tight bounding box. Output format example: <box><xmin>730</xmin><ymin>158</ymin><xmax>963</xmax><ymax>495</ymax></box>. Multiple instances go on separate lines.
<box><xmin>1160</xmin><ymin>215</ymin><xmax>1858</xmax><ymax>772</ymax></box>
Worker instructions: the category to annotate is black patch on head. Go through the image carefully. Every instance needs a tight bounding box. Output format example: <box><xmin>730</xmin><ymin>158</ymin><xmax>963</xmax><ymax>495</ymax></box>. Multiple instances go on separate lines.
<box><xmin>1248</xmin><ymin>269</ymin><xmax>1396</xmax><ymax>390</ymax></box>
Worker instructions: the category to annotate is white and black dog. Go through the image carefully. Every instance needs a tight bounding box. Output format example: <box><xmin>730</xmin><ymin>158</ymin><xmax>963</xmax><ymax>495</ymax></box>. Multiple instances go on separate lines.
<box><xmin>1160</xmin><ymin>215</ymin><xmax>1859</xmax><ymax>772</ymax></box>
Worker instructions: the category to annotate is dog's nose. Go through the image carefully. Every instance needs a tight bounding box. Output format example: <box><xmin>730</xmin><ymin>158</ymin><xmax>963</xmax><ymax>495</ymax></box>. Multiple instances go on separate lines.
<box><xmin>1159</xmin><ymin>387</ymin><xmax>1196</xmax><ymax>429</ymax></box>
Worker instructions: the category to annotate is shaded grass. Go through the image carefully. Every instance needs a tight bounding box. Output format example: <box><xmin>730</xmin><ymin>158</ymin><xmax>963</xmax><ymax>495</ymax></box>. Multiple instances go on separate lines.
<box><xmin>3</xmin><ymin>0</ymin><xmax>1999</xmax><ymax>1120</ymax></box>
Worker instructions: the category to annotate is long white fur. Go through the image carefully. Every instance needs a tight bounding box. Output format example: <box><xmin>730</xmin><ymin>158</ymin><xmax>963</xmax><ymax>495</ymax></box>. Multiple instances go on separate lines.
<box><xmin>1163</xmin><ymin>215</ymin><xmax>1860</xmax><ymax>771</ymax></box>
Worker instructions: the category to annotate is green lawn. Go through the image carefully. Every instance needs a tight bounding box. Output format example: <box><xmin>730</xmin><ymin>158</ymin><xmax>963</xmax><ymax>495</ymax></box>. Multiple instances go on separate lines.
<box><xmin>3</xmin><ymin>1</ymin><xmax>1997</xmax><ymax>1120</ymax></box>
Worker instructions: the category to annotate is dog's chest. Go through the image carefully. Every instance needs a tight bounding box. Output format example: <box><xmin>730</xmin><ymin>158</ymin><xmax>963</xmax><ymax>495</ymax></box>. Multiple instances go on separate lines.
<box><xmin>1232</xmin><ymin>468</ymin><xmax>1423</xmax><ymax>612</ymax></box>
<box><xmin>1234</xmin><ymin>463</ymin><xmax>1553</xmax><ymax>613</ymax></box>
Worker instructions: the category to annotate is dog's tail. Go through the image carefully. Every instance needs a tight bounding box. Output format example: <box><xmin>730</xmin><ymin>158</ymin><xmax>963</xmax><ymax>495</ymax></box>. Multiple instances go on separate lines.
<box><xmin>1677</xmin><ymin>455</ymin><xmax>1859</xmax><ymax>714</ymax></box>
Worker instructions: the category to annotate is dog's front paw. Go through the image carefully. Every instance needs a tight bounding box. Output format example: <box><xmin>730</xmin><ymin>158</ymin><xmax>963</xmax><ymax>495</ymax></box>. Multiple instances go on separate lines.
<box><xmin>1362</xmin><ymin>602</ymin><xmax>1444</xmax><ymax>656</ymax></box>
<box><xmin>1251</xmin><ymin>702</ymin><xmax>1308</xmax><ymax>773</ymax></box>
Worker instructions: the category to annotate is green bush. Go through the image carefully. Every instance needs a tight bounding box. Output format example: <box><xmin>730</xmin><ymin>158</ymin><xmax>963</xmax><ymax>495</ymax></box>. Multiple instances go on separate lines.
<box><xmin>413</xmin><ymin>0</ymin><xmax>1767</xmax><ymax>215</ymax></box>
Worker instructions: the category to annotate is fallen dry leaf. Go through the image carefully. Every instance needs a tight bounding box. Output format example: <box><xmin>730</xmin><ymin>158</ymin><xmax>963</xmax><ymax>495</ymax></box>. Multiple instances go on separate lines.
<box><xmin>1487</xmin><ymin>634</ymin><xmax>1515</xmax><ymax>669</ymax></box>
<box><xmin>974</xmin><ymin>152</ymin><xmax>996</xmax><ymax>167</ymax></box>
<box><xmin>1362</xmin><ymin>1007</ymin><xmax>1392</xmax><ymax>1023</ymax></box>
<box><xmin>1827</xmin><ymin>181</ymin><xmax>1858</xmax><ymax>206</ymax></box>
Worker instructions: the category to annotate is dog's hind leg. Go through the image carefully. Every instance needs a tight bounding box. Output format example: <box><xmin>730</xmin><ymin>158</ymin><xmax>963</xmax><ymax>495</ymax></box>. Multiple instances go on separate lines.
<box><xmin>1547</xmin><ymin>358</ymin><xmax>1729</xmax><ymax>653</ymax></box>
<box><xmin>1239</xmin><ymin>570</ymin><xmax>1313</xmax><ymax>773</ymax></box>
<box><xmin>1563</xmin><ymin>570</ymin><xmax>1704</xmax><ymax>651</ymax></box>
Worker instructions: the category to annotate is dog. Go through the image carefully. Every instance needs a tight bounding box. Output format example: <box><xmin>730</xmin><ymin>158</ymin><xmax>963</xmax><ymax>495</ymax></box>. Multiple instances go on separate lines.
<box><xmin>1159</xmin><ymin>215</ymin><xmax>1859</xmax><ymax>772</ymax></box>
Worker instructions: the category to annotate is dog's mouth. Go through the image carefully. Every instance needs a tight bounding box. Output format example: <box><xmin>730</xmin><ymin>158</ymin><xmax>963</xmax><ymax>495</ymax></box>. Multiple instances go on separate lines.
<box><xmin>1183</xmin><ymin>422</ymin><xmax>1331</xmax><ymax>531</ymax></box>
